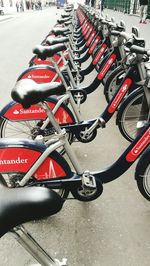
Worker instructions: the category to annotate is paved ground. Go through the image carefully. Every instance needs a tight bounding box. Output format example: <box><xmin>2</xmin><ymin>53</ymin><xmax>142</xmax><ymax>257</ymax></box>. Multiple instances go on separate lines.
<box><xmin>0</xmin><ymin>6</ymin><xmax>150</xmax><ymax>266</ymax></box>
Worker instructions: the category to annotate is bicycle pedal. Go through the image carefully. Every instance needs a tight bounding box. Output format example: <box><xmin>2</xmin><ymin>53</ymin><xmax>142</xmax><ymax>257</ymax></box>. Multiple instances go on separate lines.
<box><xmin>82</xmin><ymin>172</ymin><xmax>96</xmax><ymax>189</ymax></box>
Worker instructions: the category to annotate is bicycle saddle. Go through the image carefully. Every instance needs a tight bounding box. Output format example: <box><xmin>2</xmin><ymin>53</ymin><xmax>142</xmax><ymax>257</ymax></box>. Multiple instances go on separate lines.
<box><xmin>0</xmin><ymin>178</ymin><xmax>63</xmax><ymax>238</ymax></box>
<box><xmin>52</xmin><ymin>27</ymin><xmax>71</xmax><ymax>36</ymax></box>
<box><xmin>61</xmin><ymin>14</ymin><xmax>71</xmax><ymax>18</ymax></box>
<box><xmin>65</xmin><ymin>8</ymin><xmax>72</xmax><ymax>12</ymax></box>
<box><xmin>57</xmin><ymin>17</ymin><xmax>71</xmax><ymax>24</ymax></box>
<box><xmin>11</xmin><ymin>79</ymin><xmax>66</xmax><ymax>109</ymax></box>
<box><xmin>46</xmin><ymin>36</ymin><xmax>69</xmax><ymax>45</ymax></box>
<box><xmin>64</xmin><ymin>21</ymin><xmax>72</xmax><ymax>26</ymax></box>
<box><xmin>33</xmin><ymin>43</ymin><xmax>66</xmax><ymax>60</ymax></box>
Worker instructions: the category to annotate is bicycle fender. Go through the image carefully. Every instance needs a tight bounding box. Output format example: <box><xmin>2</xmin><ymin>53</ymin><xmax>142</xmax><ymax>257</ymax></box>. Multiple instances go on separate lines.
<box><xmin>0</xmin><ymin>138</ymin><xmax>72</xmax><ymax>180</ymax></box>
<box><xmin>17</xmin><ymin>65</ymin><xmax>61</xmax><ymax>83</ymax></box>
<box><xmin>0</xmin><ymin>98</ymin><xmax>75</xmax><ymax>124</ymax></box>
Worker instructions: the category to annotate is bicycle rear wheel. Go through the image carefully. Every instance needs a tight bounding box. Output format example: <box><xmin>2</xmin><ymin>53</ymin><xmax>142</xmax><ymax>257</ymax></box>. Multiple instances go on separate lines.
<box><xmin>0</xmin><ymin>172</ymin><xmax>69</xmax><ymax>200</ymax></box>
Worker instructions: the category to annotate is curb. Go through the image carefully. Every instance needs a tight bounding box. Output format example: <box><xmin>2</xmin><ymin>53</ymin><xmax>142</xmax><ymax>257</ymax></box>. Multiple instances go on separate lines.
<box><xmin>0</xmin><ymin>16</ymin><xmax>13</xmax><ymax>22</ymax></box>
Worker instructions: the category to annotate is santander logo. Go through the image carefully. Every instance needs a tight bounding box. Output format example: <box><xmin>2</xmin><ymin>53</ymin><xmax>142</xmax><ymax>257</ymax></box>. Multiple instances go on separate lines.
<box><xmin>126</xmin><ymin>127</ymin><xmax>150</xmax><ymax>162</ymax></box>
<box><xmin>108</xmin><ymin>79</ymin><xmax>132</xmax><ymax>113</ymax></box>
<box><xmin>13</xmin><ymin>108</ymin><xmax>45</xmax><ymax>115</ymax></box>
<box><xmin>93</xmin><ymin>44</ymin><xmax>107</xmax><ymax>65</ymax></box>
<box><xmin>88</xmin><ymin>36</ymin><xmax>101</xmax><ymax>54</ymax></box>
<box><xmin>97</xmin><ymin>54</ymin><xmax>116</xmax><ymax>80</ymax></box>
<box><xmin>86</xmin><ymin>31</ymin><xmax>96</xmax><ymax>46</ymax></box>
<box><xmin>0</xmin><ymin>157</ymin><xmax>28</xmax><ymax>165</ymax></box>
<box><xmin>28</xmin><ymin>74</ymin><xmax>50</xmax><ymax>79</ymax></box>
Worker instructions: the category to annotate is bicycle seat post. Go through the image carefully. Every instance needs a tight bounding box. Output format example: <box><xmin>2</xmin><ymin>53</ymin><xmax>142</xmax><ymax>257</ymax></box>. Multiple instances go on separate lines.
<box><xmin>50</xmin><ymin>57</ymin><xmax>68</xmax><ymax>89</ymax></box>
<box><xmin>60</xmin><ymin>51</ymin><xmax>77</xmax><ymax>89</ymax></box>
<box><xmin>41</xmin><ymin>101</ymin><xmax>62</xmax><ymax>135</ymax></box>
<box><xmin>10</xmin><ymin>225</ymin><xmax>67</xmax><ymax>266</ymax></box>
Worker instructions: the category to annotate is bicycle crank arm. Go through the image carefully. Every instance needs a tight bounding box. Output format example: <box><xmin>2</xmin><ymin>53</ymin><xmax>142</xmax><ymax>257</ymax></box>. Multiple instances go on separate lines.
<box><xmin>61</xmin><ymin>119</ymin><xmax>97</xmax><ymax>134</ymax></box>
<box><xmin>29</xmin><ymin>176</ymin><xmax>82</xmax><ymax>190</ymax></box>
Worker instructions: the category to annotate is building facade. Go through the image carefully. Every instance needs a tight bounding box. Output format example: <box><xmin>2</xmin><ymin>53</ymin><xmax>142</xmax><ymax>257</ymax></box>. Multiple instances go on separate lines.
<box><xmin>104</xmin><ymin>0</ymin><xmax>150</xmax><ymax>18</ymax></box>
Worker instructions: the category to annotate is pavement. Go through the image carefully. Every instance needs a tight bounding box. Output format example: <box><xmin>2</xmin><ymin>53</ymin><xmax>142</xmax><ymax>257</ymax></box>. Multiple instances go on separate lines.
<box><xmin>0</xmin><ymin>14</ymin><xmax>14</xmax><ymax>22</ymax></box>
<box><xmin>0</xmin><ymin>8</ymin><xmax>48</xmax><ymax>22</ymax></box>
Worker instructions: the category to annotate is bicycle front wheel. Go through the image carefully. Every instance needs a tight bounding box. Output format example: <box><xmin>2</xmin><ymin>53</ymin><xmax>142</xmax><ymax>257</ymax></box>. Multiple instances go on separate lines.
<box><xmin>135</xmin><ymin>150</ymin><xmax>150</xmax><ymax>201</ymax></box>
<box><xmin>104</xmin><ymin>66</ymin><xmax>125</xmax><ymax>103</ymax></box>
<box><xmin>116</xmin><ymin>88</ymin><xmax>144</xmax><ymax>142</ymax></box>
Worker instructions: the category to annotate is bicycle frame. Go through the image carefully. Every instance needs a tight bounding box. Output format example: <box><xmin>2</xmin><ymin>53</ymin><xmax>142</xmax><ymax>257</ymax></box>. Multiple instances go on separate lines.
<box><xmin>32</xmin><ymin>122</ymin><xmax>150</xmax><ymax>193</ymax></box>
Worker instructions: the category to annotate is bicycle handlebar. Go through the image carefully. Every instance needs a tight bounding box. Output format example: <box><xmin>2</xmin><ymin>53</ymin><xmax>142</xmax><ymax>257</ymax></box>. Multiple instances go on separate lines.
<box><xmin>130</xmin><ymin>45</ymin><xmax>150</xmax><ymax>56</ymax></box>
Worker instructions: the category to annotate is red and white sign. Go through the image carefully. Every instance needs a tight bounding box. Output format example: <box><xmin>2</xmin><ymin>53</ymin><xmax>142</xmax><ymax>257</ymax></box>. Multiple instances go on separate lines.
<box><xmin>88</xmin><ymin>36</ymin><xmax>101</xmax><ymax>55</ymax></box>
<box><xmin>97</xmin><ymin>54</ymin><xmax>116</xmax><ymax>80</ymax></box>
<box><xmin>0</xmin><ymin>147</ymin><xmax>66</xmax><ymax>179</ymax></box>
<box><xmin>3</xmin><ymin>102</ymin><xmax>74</xmax><ymax>123</ymax></box>
<box><xmin>108</xmin><ymin>78</ymin><xmax>132</xmax><ymax>113</ymax></box>
<box><xmin>126</xmin><ymin>127</ymin><xmax>150</xmax><ymax>162</ymax></box>
<box><xmin>86</xmin><ymin>31</ymin><xmax>96</xmax><ymax>47</ymax></box>
<box><xmin>92</xmin><ymin>44</ymin><xmax>107</xmax><ymax>65</ymax></box>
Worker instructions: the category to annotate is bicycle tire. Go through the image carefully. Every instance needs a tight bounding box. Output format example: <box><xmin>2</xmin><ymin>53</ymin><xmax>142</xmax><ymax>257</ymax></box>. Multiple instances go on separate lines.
<box><xmin>135</xmin><ymin>148</ymin><xmax>150</xmax><ymax>201</ymax></box>
<box><xmin>104</xmin><ymin>66</ymin><xmax>125</xmax><ymax>103</ymax></box>
<box><xmin>116</xmin><ymin>88</ymin><xmax>144</xmax><ymax>142</ymax></box>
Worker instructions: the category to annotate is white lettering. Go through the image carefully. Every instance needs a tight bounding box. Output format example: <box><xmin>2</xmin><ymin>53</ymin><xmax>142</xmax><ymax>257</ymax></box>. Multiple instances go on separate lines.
<box><xmin>28</xmin><ymin>74</ymin><xmax>50</xmax><ymax>79</ymax></box>
<box><xmin>0</xmin><ymin>157</ymin><xmax>28</xmax><ymax>165</ymax></box>
<box><xmin>13</xmin><ymin>108</ymin><xmax>45</xmax><ymax>115</ymax></box>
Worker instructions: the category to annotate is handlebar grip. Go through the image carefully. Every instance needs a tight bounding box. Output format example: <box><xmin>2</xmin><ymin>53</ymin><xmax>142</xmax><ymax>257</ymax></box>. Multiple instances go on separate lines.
<box><xmin>125</xmin><ymin>38</ymin><xmax>134</xmax><ymax>48</ymax></box>
<box><xmin>130</xmin><ymin>45</ymin><xmax>147</xmax><ymax>54</ymax></box>
<box><xmin>147</xmin><ymin>49</ymin><xmax>150</xmax><ymax>56</ymax></box>
<box><xmin>110</xmin><ymin>30</ymin><xmax>120</xmax><ymax>36</ymax></box>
